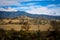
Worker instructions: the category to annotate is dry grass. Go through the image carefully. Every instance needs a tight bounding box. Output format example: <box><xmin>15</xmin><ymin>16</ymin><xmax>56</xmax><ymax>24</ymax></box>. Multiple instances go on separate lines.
<box><xmin>0</xmin><ymin>24</ymin><xmax>52</xmax><ymax>31</ymax></box>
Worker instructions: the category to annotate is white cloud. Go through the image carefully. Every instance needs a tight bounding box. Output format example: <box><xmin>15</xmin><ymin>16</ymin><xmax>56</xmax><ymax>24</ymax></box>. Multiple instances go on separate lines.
<box><xmin>0</xmin><ymin>0</ymin><xmax>32</xmax><ymax>6</ymax></box>
<box><xmin>25</xmin><ymin>4</ymin><xmax>60</xmax><ymax>16</ymax></box>
<box><xmin>0</xmin><ymin>0</ymin><xmax>21</xmax><ymax>6</ymax></box>
<box><xmin>0</xmin><ymin>0</ymin><xmax>56</xmax><ymax>6</ymax></box>
<box><xmin>0</xmin><ymin>0</ymin><xmax>33</xmax><ymax>5</ymax></box>
<box><xmin>2</xmin><ymin>4</ymin><xmax>59</xmax><ymax>16</ymax></box>
<box><xmin>0</xmin><ymin>7</ymin><xmax>18</xmax><ymax>12</ymax></box>
<box><xmin>46</xmin><ymin>4</ymin><xmax>57</xmax><ymax>8</ymax></box>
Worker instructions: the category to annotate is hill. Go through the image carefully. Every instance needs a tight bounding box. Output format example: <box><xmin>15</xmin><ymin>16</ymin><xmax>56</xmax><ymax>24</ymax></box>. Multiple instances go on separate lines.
<box><xmin>0</xmin><ymin>11</ymin><xmax>60</xmax><ymax>20</ymax></box>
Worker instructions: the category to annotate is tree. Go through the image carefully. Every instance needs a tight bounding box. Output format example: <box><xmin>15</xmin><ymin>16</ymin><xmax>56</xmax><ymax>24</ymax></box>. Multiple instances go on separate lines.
<box><xmin>50</xmin><ymin>21</ymin><xmax>60</xmax><ymax>31</ymax></box>
<box><xmin>50</xmin><ymin>21</ymin><xmax>60</xmax><ymax>40</ymax></box>
<box><xmin>21</xmin><ymin>21</ymin><xmax>30</xmax><ymax>31</ymax></box>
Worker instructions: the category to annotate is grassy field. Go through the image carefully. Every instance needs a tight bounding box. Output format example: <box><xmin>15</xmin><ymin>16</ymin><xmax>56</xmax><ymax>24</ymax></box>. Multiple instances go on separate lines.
<box><xmin>0</xmin><ymin>23</ymin><xmax>52</xmax><ymax>31</ymax></box>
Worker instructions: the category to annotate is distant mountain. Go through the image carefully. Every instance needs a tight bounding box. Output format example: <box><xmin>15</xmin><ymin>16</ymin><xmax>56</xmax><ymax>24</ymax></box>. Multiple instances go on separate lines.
<box><xmin>0</xmin><ymin>11</ymin><xmax>60</xmax><ymax>19</ymax></box>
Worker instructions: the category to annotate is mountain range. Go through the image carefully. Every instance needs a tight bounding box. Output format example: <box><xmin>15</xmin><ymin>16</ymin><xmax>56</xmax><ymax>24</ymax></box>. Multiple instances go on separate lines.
<box><xmin>0</xmin><ymin>11</ymin><xmax>60</xmax><ymax>20</ymax></box>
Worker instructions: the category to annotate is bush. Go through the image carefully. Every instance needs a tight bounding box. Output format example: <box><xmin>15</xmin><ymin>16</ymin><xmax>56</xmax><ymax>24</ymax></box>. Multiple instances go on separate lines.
<box><xmin>0</xmin><ymin>28</ymin><xmax>60</xmax><ymax>40</ymax></box>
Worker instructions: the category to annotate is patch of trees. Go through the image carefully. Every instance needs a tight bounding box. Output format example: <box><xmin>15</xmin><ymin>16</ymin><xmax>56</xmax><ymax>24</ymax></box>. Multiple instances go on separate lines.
<box><xmin>50</xmin><ymin>20</ymin><xmax>60</xmax><ymax>31</ymax></box>
<box><xmin>50</xmin><ymin>20</ymin><xmax>60</xmax><ymax>40</ymax></box>
<box><xmin>0</xmin><ymin>28</ymin><xmax>60</xmax><ymax>40</ymax></box>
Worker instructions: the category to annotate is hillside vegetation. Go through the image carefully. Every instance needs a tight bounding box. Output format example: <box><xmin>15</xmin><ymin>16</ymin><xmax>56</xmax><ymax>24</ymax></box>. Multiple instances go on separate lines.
<box><xmin>0</xmin><ymin>16</ymin><xmax>60</xmax><ymax>40</ymax></box>
<box><xmin>0</xmin><ymin>16</ymin><xmax>52</xmax><ymax>31</ymax></box>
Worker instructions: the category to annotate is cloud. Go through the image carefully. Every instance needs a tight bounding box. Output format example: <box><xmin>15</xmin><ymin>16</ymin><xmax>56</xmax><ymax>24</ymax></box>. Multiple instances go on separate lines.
<box><xmin>25</xmin><ymin>4</ymin><xmax>60</xmax><ymax>16</ymax></box>
<box><xmin>0</xmin><ymin>7</ymin><xmax>18</xmax><ymax>12</ymax></box>
<box><xmin>0</xmin><ymin>0</ymin><xmax>21</xmax><ymax>6</ymax></box>
<box><xmin>0</xmin><ymin>0</ymin><xmax>57</xmax><ymax>6</ymax></box>
<box><xmin>0</xmin><ymin>0</ymin><xmax>60</xmax><ymax>16</ymax></box>
<box><xmin>0</xmin><ymin>4</ymin><xmax>60</xmax><ymax>16</ymax></box>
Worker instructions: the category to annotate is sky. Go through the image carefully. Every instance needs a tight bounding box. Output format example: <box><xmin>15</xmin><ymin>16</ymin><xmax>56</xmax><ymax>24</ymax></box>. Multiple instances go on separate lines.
<box><xmin>0</xmin><ymin>0</ymin><xmax>60</xmax><ymax>16</ymax></box>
